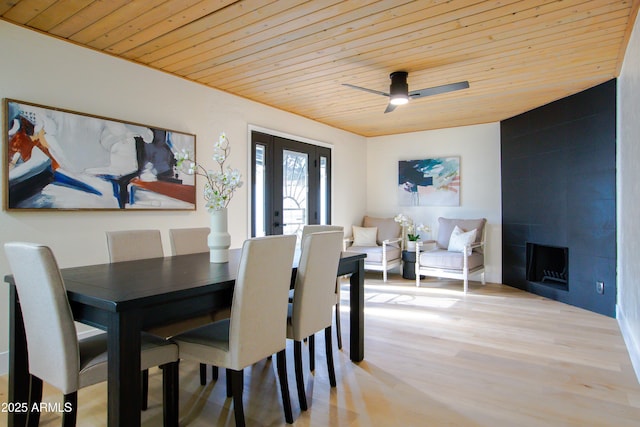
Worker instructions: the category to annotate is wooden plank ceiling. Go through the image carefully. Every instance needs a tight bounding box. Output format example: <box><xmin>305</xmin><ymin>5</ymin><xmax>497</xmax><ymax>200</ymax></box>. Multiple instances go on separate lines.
<box><xmin>1</xmin><ymin>0</ymin><xmax>638</xmax><ymax>137</ymax></box>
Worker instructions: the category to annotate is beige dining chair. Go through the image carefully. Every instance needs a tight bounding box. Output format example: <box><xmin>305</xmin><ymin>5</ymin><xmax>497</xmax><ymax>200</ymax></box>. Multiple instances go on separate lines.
<box><xmin>105</xmin><ymin>229</ymin><xmax>164</xmax><ymax>262</ymax></box>
<box><xmin>107</xmin><ymin>229</ymin><xmax>223</xmax><ymax>389</ymax></box>
<box><xmin>287</xmin><ymin>231</ymin><xmax>343</xmax><ymax>410</ymax></box>
<box><xmin>297</xmin><ymin>225</ymin><xmax>344</xmax><ymax>352</ymax></box>
<box><xmin>173</xmin><ymin>235</ymin><xmax>297</xmax><ymax>427</ymax></box>
<box><xmin>168</xmin><ymin>226</ymin><xmax>231</xmax><ymax>385</ymax></box>
<box><xmin>4</xmin><ymin>242</ymin><xmax>179</xmax><ymax>427</ymax></box>
<box><xmin>169</xmin><ymin>227</ymin><xmax>210</xmax><ymax>256</ymax></box>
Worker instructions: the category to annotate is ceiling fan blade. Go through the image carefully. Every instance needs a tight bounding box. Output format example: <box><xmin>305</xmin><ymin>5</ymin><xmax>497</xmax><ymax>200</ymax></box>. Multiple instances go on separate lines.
<box><xmin>384</xmin><ymin>103</ymin><xmax>398</xmax><ymax>113</ymax></box>
<box><xmin>342</xmin><ymin>83</ymin><xmax>390</xmax><ymax>98</ymax></box>
<box><xmin>409</xmin><ymin>81</ymin><xmax>469</xmax><ymax>99</ymax></box>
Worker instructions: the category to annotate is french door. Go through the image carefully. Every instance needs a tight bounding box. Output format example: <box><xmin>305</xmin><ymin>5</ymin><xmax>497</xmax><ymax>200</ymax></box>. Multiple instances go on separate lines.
<box><xmin>251</xmin><ymin>131</ymin><xmax>331</xmax><ymax>239</ymax></box>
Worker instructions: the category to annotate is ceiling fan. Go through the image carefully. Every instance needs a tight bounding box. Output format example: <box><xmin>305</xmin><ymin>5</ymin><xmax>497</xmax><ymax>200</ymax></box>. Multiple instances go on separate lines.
<box><xmin>342</xmin><ymin>71</ymin><xmax>469</xmax><ymax>113</ymax></box>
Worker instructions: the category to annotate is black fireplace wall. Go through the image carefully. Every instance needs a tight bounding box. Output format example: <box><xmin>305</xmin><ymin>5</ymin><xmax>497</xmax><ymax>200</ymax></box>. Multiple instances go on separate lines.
<box><xmin>501</xmin><ymin>80</ymin><xmax>616</xmax><ymax>317</ymax></box>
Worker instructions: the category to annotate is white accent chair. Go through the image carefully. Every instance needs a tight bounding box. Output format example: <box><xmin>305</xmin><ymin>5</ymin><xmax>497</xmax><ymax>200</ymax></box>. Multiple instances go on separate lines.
<box><xmin>172</xmin><ymin>235</ymin><xmax>297</xmax><ymax>426</ymax></box>
<box><xmin>287</xmin><ymin>230</ymin><xmax>343</xmax><ymax>410</ymax></box>
<box><xmin>344</xmin><ymin>216</ymin><xmax>403</xmax><ymax>282</ymax></box>
<box><xmin>415</xmin><ymin>217</ymin><xmax>487</xmax><ymax>293</ymax></box>
<box><xmin>4</xmin><ymin>242</ymin><xmax>179</xmax><ymax>427</ymax></box>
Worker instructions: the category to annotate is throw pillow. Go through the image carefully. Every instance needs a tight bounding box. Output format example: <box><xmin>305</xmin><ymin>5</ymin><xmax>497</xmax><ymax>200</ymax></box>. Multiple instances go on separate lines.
<box><xmin>352</xmin><ymin>226</ymin><xmax>378</xmax><ymax>246</ymax></box>
<box><xmin>448</xmin><ymin>225</ymin><xmax>477</xmax><ymax>255</ymax></box>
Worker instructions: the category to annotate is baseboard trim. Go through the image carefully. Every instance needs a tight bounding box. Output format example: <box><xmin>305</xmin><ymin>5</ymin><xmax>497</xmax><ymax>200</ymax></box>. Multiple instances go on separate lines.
<box><xmin>0</xmin><ymin>328</ymin><xmax>104</xmax><ymax>377</ymax></box>
<box><xmin>617</xmin><ymin>304</ymin><xmax>640</xmax><ymax>384</ymax></box>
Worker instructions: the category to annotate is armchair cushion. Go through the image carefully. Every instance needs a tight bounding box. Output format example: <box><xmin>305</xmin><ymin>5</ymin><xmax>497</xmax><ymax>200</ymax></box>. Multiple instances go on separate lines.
<box><xmin>363</xmin><ymin>216</ymin><xmax>402</xmax><ymax>246</ymax></box>
<box><xmin>352</xmin><ymin>226</ymin><xmax>378</xmax><ymax>247</ymax></box>
<box><xmin>419</xmin><ymin>249</ymin><xmax>484</xmax><ymax>271</ymax></box>
<box><xmin>348</xmin><ymin>245</ymin><xmax>402</xmax><ymax>265</ymax></box>
<box><xmin>448</xmin><ymin>226</ymin><xmax>477</xmax><ymax>255</ymax></box>
<box><xmin>436</xmin><ymin>218</ymin><xmax>486</xmax><ymax>251</ymax></box>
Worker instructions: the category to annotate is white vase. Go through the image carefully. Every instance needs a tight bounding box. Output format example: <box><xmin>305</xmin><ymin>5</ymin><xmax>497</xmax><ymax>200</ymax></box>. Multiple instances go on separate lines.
<box><xmin>208</xmin><ymin>208</ymin><xmax>231</xmax><ymax>263</ymax></box>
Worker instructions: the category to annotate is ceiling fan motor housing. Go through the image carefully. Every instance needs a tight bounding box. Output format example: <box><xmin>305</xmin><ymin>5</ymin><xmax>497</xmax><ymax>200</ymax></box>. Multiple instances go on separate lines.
<box><xmin>390</xmin><ymin>71</ymin><xmax>409</xmax><ymax>104</ymax></box>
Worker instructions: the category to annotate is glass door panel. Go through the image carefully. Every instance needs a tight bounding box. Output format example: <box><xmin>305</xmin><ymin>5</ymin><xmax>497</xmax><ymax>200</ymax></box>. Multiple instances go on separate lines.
<box><xmin>282</xmin><ymin>149</ymin><xmax>308</xmax><ymax>240</ymax></box>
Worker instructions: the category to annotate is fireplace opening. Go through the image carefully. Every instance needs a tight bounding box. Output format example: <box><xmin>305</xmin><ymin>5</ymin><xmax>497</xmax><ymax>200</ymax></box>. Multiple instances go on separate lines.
<box><xmin>526</xmin><ymin>243</ymin><xmax>569</xmax><ymax>290</ymax></box>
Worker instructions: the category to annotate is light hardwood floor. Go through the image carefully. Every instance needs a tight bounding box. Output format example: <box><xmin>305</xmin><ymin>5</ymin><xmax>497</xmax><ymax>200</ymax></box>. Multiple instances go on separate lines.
<box><xmin>2</xmin><ymin>273</ymin><xmax>640</xmax><ymax>426</ymax></box>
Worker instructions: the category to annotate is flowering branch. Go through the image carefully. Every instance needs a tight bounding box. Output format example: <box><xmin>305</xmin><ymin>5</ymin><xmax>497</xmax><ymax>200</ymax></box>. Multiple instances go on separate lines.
<box><xmin>175</xmin><ymin>132</ymin><xmax>243</xmax><ymax>212</ymax></box>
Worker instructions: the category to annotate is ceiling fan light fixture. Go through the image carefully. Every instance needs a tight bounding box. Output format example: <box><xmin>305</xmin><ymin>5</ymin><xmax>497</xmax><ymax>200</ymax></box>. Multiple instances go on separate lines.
<box><xmin>390</xmin><ymin>94</ymin><xmax>409</xmax><ymax>105</ymax></box>
<box><xmin>389</xmin><ymin>71</ymin><xmax>409</xmax><ymax>105</ymax></box>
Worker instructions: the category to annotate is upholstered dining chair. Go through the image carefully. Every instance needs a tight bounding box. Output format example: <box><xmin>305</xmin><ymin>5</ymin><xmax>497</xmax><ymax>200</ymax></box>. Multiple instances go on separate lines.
<box><xmin>287</xmin><ymin>230</ymin><xmax>343</xmax><ymax>411</ymax></box>
<box><xmin>168</xmin><ymin>227</ymin><xmax>230</xmax><ymax>385</ymax></box>
<box><xmin>105</xmin><ymin>229</ymin><xmax>164</xmax><ymax>263</ymax></box>
<box><xmin>172</xmin><ymin>235</ymin><xmax>297</xmax><ymax>427</ymax></box>
<box><xmin>106</xmin><ymin>229</ymin><xmax>216</xmax><ymax>405</ymax></box>
<box><xmin>4</xmin><ymin>242</ymin><xmax>179</xmax><ymax>427</ymax></box>
<box><xmin>169</xmin><ymin>227</ymin><xmax>210</xmax><ymax>256</ymax></box>
<box><xmin>298</xmin><ymin>225</ymin><xmax>344</xmax><ymax>351</ymax></box>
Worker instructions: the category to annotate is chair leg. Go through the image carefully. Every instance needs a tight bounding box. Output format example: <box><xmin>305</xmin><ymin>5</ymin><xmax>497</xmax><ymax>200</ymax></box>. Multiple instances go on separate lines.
<box><xmin>162</xmin><ymin>362</ymin><xmax>179</xmax><ymax>427</ymax></box>
<box><xmin>294</xmin><ymin>340</ymin><xmax>308</xmax><ymax>411</ymax></box>
<box><xmin>325</xmin><ymin>327</ymin><xmax>337</xmax><ymax>387</ymax></box>
<box><xmin>335</xmin><ymin>302</ymin><xmax>342</xmax><ymax>350</ymax></box>
<box><xmin>276</xmin><ymin>349</ymin><xmax>294</xmax><ymax>423</ymax></box>
<box><xmin>229</xmin><ymin>369</ymin><xmax>245</xmax><ymax>427</ymax></box>
<box><xmin>27</xmin><ymin>375</ymin><xmax>43</xmax><ymax>427</ymax></box>
<box><xmin>226</xmin><ymin>369</ymin><xmax>232</xmax><ymax>398</ymax></box>
<box><xmin>62</xmin><ymin>392</ymin><xmax>78</xmax><ymax>427</ymax></box>
<box><xmin>212</xmin><ymin>365</ymin><xmax>219</xmax><ymax>380</ymax></box>
<box><xmin>142</xmin><ymin>369</ymin><xmax>149</xmax><ymax>410</ymax></box>
<box><xmin>308</xmin><ymin>334</ymin><xmax>315</xmax><ymax>372</ymax></box>
<box><xmin>199</xmin><ymin>363</ymin><xmax>207</xmax><ymax>385</ymax></box>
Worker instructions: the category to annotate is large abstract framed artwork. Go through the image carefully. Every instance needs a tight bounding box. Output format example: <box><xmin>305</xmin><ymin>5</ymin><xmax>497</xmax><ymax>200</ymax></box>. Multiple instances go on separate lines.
<box><xmin>398</xmin><ymin>157</ymin><xmax>460</xmax><ymax>206</ymax></box>
<box><xmin>4</xmin><ymin>99</ymin><xmax>196</xmax><ymax>210</ymax></box>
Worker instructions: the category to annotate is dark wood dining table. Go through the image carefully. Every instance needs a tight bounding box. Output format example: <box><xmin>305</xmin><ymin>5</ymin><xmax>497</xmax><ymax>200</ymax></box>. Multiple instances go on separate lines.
<box><xmin>4</xmin><ymin>249</ymin><xmax>366</xmax><ymax>427</ymax></box>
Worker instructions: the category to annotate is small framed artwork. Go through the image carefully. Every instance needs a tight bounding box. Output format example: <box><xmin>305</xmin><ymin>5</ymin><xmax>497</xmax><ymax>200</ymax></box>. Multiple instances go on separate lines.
<box><xmin>398</xmin><ymin>157</ymin><xmax>460</xmax><ymax>206</ymax></box>
<box><xmin>4</xmin><ymin>99</ymin><xmax>196</xmax><ymax>210</ymax></box>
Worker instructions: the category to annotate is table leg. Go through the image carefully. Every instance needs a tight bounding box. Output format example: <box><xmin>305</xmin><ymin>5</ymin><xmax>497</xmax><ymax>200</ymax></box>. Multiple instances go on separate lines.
<box><xmin>8</xmin><ymin>284</ymin><xmax>29</xmax><ymax>427</ymax></box>
<box><xmin>349</xmin><ymin>259</ymin><xmax>365</xmax><ymax>362</ymax></box>
<box><xmin>107</xmin><ymin>312</ymin><xmax>142</xmax><ymax>427</ymax></box>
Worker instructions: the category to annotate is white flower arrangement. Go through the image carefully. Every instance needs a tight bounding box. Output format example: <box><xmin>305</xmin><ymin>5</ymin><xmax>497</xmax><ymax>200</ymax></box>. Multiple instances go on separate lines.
<box><xmin>175</xmin><ymin>132</ymin><xmax>243</xmax><ymax>212</ymax></box>
<box><xmin>394</xmin><ymin>213</ymin><xmax>430</xmax><ymax>241</ymax></box>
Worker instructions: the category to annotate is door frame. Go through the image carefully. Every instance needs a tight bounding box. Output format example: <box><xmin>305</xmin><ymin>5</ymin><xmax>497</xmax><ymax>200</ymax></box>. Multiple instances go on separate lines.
<box><xmin>247</xmin><ymin>125</ymin><xmax>333</xmax><ymax>237</ymax></box>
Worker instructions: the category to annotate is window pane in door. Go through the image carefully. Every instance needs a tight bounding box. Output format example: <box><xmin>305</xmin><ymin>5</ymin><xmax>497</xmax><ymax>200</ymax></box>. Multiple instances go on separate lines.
<box><xmin>320</xmin><ymin>156</ymin><xmax>328</xmax><ymax>225</ymax></box>
<box><xmin>282</xmin><ymin>149</ymin><xmax>308</xmax><ymax>240</ymax></box>
<box><xmin>254</xmin><ymin>144</ymin><xmax>266</xmax><ymax>237</ymax></box>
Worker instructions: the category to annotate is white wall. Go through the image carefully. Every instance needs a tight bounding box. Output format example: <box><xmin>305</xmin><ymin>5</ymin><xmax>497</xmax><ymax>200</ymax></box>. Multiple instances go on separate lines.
<box><xmin>617</xmin><ymin>14</ymin><xmax>640</xmax><ymax>380</ymax></box>
<box><xmin>0</xmin><ymin>21</ymin><xmax>367</xmax><ymax>363</ymax></box>
<box><xmin>365</xmin><ymin>123</ymin><xmax>502</xmax><ymax>283</ymax></box>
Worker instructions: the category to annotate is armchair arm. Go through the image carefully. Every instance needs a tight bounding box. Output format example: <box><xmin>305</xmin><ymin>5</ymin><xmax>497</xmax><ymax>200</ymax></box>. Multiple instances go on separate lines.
<box><xmin>343</xmin><ymin>237</ymin><xmax>353</xmax><ymax>251</ymax></box>
<box><xmin>382</xmin><ymin>236</ymin><xmax>403</xmax><ymax>251</ymax></box>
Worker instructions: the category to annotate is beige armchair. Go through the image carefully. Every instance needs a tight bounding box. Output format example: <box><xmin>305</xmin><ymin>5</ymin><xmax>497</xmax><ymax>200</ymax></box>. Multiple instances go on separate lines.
<box><xmin>344</xmin><ymin>215</ymin><xmax>403</xmax><ymax>282</ymax></box>
<box><xmin>415</xmin><ymin>217</ymin><xmax>487</xmax><ymax>293</ymax></box>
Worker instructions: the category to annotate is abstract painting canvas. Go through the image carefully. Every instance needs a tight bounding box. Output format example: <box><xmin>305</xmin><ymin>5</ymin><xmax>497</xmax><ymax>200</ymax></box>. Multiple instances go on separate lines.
<box><xmin>4</xmin><ymin>99</ymin><xmax>196</xmax><ymax>210</ymax></box>
<box><xmin>398</xmin><ymin>157</ymin><xmax>460</xmax><ymax>206</ymax></box>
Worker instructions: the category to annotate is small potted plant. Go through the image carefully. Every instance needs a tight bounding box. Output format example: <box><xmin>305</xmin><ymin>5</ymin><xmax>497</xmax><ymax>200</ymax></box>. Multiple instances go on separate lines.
<box><xmin>394</xmin><ymin>214</ymin><xmax>430</xmax><ymax>251</ymax></box>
